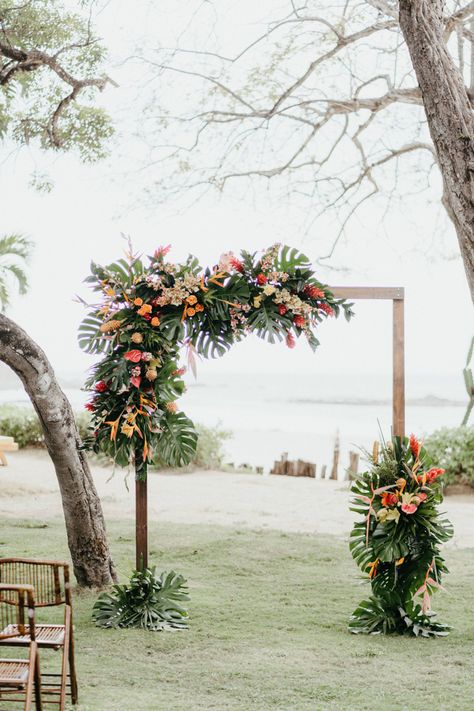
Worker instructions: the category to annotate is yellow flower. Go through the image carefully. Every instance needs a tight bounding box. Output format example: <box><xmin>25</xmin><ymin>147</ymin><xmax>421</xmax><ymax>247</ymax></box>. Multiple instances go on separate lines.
<box><xmin>121</xmin><ymin>422</ymin><xmax>135</xmax><ymax>438</ymax></box>
<box><xmin>263</xmin><ymin>285</ymin><xmax>276</xmax><ymax>296</ymax></box>
<box><xmin>377</xmin><ymin>507</ymin><xmax>400</xmax><ymax>524</ymax></box>
<box><xmin>131</xmin><ymin>332</ymin><xmax>143</xmax><ymax>344</ymax></box>
<box><xmin>253</xmin><ymin>295</ymin><xmax>263</xmax><ymax>308</ymax></box>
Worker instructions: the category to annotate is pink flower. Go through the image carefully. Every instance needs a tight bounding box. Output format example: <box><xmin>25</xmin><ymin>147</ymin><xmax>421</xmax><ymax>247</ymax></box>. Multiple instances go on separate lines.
<box><xmin>286</xmin><ymin>332</ymin><xmax>296</xmax><ymax>349</ymax></box>
<box><xmin>418</xmin><ymin>492</ymin><xmax>427</xmax><ymax>502</ymax></box>
<box><xmin>124</xmin><ymin>350</ymin><xmax>142</xmax><ymax>363</ymax></box>
<box><xmin>154</xmin><ymin>245</ymin><xmax>171</xmax><ymax>259</ymax></box>
<box><xmin>401</xmin><ymin>502</ymin><xmax>418</xmax><ymax>515</ymax></box>
<box><xmin>130</xmin><ymin>376</ymin><xmax>141</xmax><ymax>388</ymax></box>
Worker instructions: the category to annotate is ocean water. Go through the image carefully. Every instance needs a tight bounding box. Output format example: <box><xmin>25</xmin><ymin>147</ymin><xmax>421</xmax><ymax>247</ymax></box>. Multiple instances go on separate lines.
<box><xmin>0</xmin><ymin>371</ymin><xmax>467</xmax><ymax>476</ymax></box>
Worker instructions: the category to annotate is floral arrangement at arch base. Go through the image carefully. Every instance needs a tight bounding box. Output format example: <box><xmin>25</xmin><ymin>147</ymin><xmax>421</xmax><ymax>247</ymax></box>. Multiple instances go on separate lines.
<box><xmin>79</xmin><ymin>242</ymin><xmax>354</xmax><ymax>630</ymax></box>
<box><xmin>349</xmin><ymin>434</ymin><xmax>454</xmax><ymax>637</ymax></box>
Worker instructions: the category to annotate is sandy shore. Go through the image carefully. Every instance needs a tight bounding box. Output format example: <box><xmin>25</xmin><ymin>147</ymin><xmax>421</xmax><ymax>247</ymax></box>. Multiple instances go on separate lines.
<box><xmin>1</xmin><ymin>450</ymin><xmax>473</xmax><ymax>548</ymax></box>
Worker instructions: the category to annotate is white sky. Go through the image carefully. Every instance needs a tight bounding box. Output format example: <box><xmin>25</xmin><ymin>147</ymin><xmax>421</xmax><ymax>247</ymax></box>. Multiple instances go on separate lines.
<box><xmin>1</xmin><ymin>0</ymin><xmax>472</xmax><ymax>384</ymax></box>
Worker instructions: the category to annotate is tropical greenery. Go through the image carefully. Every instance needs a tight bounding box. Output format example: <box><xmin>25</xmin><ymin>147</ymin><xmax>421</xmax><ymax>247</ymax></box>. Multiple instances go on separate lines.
<box><xmin>426</xmin><ymin>425</ymin><xmax>474</xmax><ymax>488</ymax></box>
<box><xmin>79</xmin><ymin>243</ymin><xmax>354</xmax><ymax>478</ymax></box>
<box><xmin>462</xmin><ymin>336</ymin><xmax>474</xmax><ymax>426</ymax></box>
<box><xmin>2</xmin><ymin>516</ymin><xmax>474</xmax><ymax>710</ymax></box>
<box><xmin>349</xmin><ymin>434</ymin><xmax>453</xmax><ymax>637</ymax></box>
<box><xmin>0</xmin><ymin>234</ymin><xmax>32</xmax><ymax>310</ymax></box>
<box><xmin>92</xmin><ymin>567</ymin><xmax>189</xmax><ymax>631</ymax></box>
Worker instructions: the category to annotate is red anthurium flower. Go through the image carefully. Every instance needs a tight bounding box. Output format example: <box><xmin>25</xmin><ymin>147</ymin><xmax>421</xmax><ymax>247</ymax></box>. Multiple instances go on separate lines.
<box><xmin>286</xmin><ymin>332</ymin><xmax>296</xmax><ymax>349</ymax></box>
<box><xmin>425</xmin><ymin>467</ymin><xmax>445</xmax><ymax>484</ymax></box>
<box><xmin>409</xmin><ymin>433</ymin><xmax>420</xmax><ymax>459</ymax></box>
<box><xmin>124</xmin><ymin>350</ymin><xmax>142</xmax><ymax>363</ymax></box>
<box><xmin>401</xmin><ymin>502</ymin><xmax>418</xmax><ymax>515</ymax></box>
<box><xmin>95</xmin><ymin>380</ymin><xmax>108</xmax><ymax>393</ymax></box>
<box><xmin>417</xmin><ymin>492</ymin><xmax>428</xmax><ymax>502</ymax></box>
<box><xmin>256</xmin><ymin>273</ymin><xmax>267</xmax><ymax>285</ymax></box>
<box><xmin>381</xmin><ymin>492</ymin><xmax>398</xmax><ymax>507</ymax></box>
<box><xmin>130</xmin><ymin>376</ymin><xmax>141</xmax><ymax>388</ymax></box>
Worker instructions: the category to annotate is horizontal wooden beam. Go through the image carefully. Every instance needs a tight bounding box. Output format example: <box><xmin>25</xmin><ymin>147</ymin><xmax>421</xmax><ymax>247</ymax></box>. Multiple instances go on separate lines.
<box><xmin>330</xmin><ymin>286</ymin><xmax>404</xmax><ymax>301</ymax></box>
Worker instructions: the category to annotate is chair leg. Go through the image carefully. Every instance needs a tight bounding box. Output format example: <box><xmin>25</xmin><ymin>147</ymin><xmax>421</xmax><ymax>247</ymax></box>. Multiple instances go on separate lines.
<box><xmin>34</xmin><ymin>649</ymin><xmax>43</xmax><ymax>711</ymax></box>
<box><xmin>25</xmin><ymin>641</ymin><xmax>37</xmax><ymax>711</ymax></box>
<box><xmin>68</xmin><ymin>624</ymin><xmax>78</xmax><ymax>704</ymax></box>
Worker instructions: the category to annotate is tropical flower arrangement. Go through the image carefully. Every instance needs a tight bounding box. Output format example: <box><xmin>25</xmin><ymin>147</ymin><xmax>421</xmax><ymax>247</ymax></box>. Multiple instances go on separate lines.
<box><xmin>79</xmin><ymin>243</ymin><xmax>354</xmax><ymax>478</ymax></box>
<box><xmin>349</xmin><ymin>434</ymin><xmax>454</xmax><ymax>637</ymax></box>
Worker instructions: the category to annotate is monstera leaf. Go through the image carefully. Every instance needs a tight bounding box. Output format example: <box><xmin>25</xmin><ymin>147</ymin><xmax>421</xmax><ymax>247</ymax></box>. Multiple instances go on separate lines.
<box><xmin>156</xmin><ymin>412</ymin><xmax>198</xmax><ymax>467</ymax></box>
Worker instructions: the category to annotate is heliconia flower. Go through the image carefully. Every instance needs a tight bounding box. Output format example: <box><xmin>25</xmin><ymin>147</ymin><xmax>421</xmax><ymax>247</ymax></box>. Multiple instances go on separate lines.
<box><xmin>85</xmin><ymin>402</ymin><xmax>95</xmax><ymax>412</ymax></box>
<box><xmin>293</xmin><ymin>315</ymin><xmax>306</xmax><ymax>328</ymax></box>
<box><xmin>230</xmin><ymin>257</ymin><xmax>244</xmax><ymax>273</ymax></box>
<box><xmin>154</xmin><ymin>244</ymin><xmax>171</xmax><ymax>259</ymax></box>
<box><xmin>124</xmin><ymin>350</ymin><xmax>142</xmax><ymax>363</ymax></box>
<box><xmin>401</xmin><ymin>502</ymin><xmax>418</xmax><ymax>515</ymax></box>
<box><xmin>95</xmin><ymin>381</ymin><xmax>108</xmax><ymax>393</ymax></box>
<box><xmin>130</xmin><ymin>376</ymin><xmax>141</xmax><ymax>388</ymax></box>
<box><xmin>286</xmin><ymin>332</ymin><xmax>296</xmax><ymax>349</ymax></box>
<box><xmin>409</xmin><ymin>433</ymin><xmax>420</xmax><ymax>459</ymax></box>
<box><xmin>278</xmin><ymin>304</ymin><xmax>287</xmax><ymax>316</ymax></box>
<box><xmin>256</xmin><ymin>273</ymin><xmax>268</xmax><ymax>285</ymax></box>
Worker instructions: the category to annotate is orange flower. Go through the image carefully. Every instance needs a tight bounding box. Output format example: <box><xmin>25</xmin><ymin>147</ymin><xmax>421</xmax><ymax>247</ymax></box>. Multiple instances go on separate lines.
<box><xmin>134</xmin><ymin>297</ymin><xmax>143</xmax><ymax>306</ymax></box>
<box><xmin>131</xmin><ymin>332</ymin><xmax>143</xmax><ymax>344</ymax></box>
<box><xmin>151</xmin><ymin>316</ymin><xmax>160</xmax><ymax>327</ymax></box>
<box><xmin>137</xmin><ymin>304</ymin><xmax>152</xmax><ymax>316</ymax></box>
<box><xmin>187</xmin><ymin>307</ymin><xmax>196</xmax><ymax>316</ymax></box>
<box><xmin>381</xmin><ymin>491</ymin><xmax>398</xmax><ymax>507</ymax></box>
<box><xmin>409</xmin><ymin>433</ymin><xmax>420</xmax><ymax>460</ymax></box>
<box><xmin>186</xmin><ymin>295</ymin><xmax>198</xmax><ymax>305</ymax></box>
<box><xmin>396</xmin><ymin>477</ymin><xmax>406</xmax><ymax>493</ymax></box>
<box><xmin>195</xmin><ymin>304</ymin><xmax>204</xmax><ymax>312</ymax></box>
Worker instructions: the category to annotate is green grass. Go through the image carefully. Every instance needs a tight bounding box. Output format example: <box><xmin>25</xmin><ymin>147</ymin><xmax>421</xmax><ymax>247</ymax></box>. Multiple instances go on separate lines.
<box><xmin>1</xmin><ymin>517</ymin><xmax>473</xmax><ymax>711</ymax></box>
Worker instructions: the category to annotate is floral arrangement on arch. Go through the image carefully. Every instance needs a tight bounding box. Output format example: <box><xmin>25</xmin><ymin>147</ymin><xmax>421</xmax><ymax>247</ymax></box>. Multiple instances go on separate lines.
<box><xmin>79</xmin><ymin>243</ymin><xmax>354</xmax><ymax>476</ymax></box>
<box><xmin>349</xmin><ymin>434</ymin><xmax>454</xmax><ymax>637</ymax></box>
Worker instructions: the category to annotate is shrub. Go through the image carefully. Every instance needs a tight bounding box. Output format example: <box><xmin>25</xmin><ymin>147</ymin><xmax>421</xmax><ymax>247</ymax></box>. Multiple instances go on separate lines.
<box><xmin>0</xmin><ymin>405</ymin><xmax>231</xmax><ymax>471</ymax></box>
<box><xmin>425</xmin><ymin>425</ymin><xmax>474</xmax><ymax>488</ymax></box>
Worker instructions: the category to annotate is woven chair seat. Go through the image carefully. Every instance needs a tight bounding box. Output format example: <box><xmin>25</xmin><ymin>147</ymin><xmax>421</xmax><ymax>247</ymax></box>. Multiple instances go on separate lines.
<box><xmin>1</xmin><ymin>623</ymin><xmax>65</xmax><ymax>648</ymax></box>
<box><xmin>0</xmin><ymin>659</ymin><xmax>29</xmax><ymax>686</ymax></box>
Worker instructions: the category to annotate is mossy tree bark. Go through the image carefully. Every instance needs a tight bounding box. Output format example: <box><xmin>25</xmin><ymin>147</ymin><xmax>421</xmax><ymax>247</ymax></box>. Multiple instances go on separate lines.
<box><xmin>399</xmin><ymin>0</ymin><xmax>474</xmax><ymax>303</ymax></box>
<box><xmin>0</xmin><ymin>313</ymin><xmax>116</xmax><ymax>587</ymax></box>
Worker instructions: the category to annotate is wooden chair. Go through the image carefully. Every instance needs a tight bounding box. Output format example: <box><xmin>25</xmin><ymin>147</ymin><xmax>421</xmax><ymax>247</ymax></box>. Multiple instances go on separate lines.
<box><xmin>0</xmin><ymin>583</ymin><xmax>42</xmax><ymax>710</ymax></box>
<box><xmin>0</xmin><ymin>436</ymin><xmax>19</xmax><ymax>467</ymax></box>
<box><xmin>0</xmin><ymin>560</ymin><xmax>77</xmax><ymax>710</ymax></box>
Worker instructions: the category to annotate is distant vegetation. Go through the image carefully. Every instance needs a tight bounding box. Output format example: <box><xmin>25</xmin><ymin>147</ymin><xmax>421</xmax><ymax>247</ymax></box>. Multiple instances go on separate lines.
<box><xmin>426</xmin><ymin>425</ymin><xmax>474</xmax><ymax>488</ymax></box>
<box><xmin>0</xmin><ymin>404</ymin><xmax>230</xmax><ymax>470</ymax></box>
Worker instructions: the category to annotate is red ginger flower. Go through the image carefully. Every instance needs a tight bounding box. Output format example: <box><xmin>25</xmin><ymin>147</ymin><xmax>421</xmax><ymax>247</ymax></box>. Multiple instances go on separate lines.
<box><xmin>286</xmin><ymin>332</ymin><xmax>296</xmax><ymax>349</ymax></box>
<box><xmin>319</xmin><ymin>302</ymin><xmax>334</xmax><ymax>317</ymax></box>
<box><xmin>256</xmin><ymin>273</ymin><xmax>268</xmax><ymax>285</ymax></box>
<box><xmin>409</xmin><ymin>433</ymin><xmax>420</xmax><ymax>459</ymax></box>
<box><xmin>95</xmin><ymin>380</ymin><xmax>108</xmax><ymax>393</ymax></box>
<box><xmin>154</xmin><ymin>244</ymin><xmax>171</xmax><ymax>259</ymax></box>
<box><xmin>230</xmin><ymin>258</ymin><xmax>244</xmax><ymax>273</ymax></box>
<box><xmin>293</xmin><ymin>314</ymin><xmax>306</xmax><ymax>328</ymax></box>
<box><xmin>124</xmin><ymin>350</ymin><xmax>142</xmax><ymax>363</ymax></box>
<box><xmin>278</xmin><ymin>304</ymin><xmax>287</xmax><ymax>316</ymax></box>
<box><xmin>304</xmin><ymin>284</ymin><xmax>326</xmax><ymax>299</ymax></box>
<box><xmin>85</xmin><ymin>402</ymin><xmax>95</xmax><ymax>412</ymax></box>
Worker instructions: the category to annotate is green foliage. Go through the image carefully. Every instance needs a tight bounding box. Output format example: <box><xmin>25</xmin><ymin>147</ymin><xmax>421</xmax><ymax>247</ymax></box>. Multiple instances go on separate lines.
<box><xmin>192</xmin><ymin>423</ymin><xmax>231</xmax><ymax>469</ymax></box>
<box><xmin>349</xmin><ymin>434</ymin><xmax>453</xmax><ymax>636</ymax></box>
<box><xmin>0</xmin><ymin>0</ymin><xmax>112</xmax><ymax>160</ymax></box>
<box><xmin>0</xmin><ymin>234</ymin><xmax>32</xmax><ymax>310</ymax></box>
<box><xmin>462</xmin><ymin>336</ymin><xmax>474</xmax><ymax>425</ymax></box>
<box><xmin>425</xmin><ymin>425</ymin><xmax>474</xmax><ymax>487</ymax></box>
<box><xmin>0</xmin><ymin>404</ymin><xmax>90</xmax><ymax>447</ymax></box>
<box><xmin>79</xmin><ymin>244</ymin><xmax>354</xmax><ymax>475</ymax></box>
<box><xmin>92</xmin><ymin>567</ymin><xmax>189</xmax><ymax>631</ymax></box>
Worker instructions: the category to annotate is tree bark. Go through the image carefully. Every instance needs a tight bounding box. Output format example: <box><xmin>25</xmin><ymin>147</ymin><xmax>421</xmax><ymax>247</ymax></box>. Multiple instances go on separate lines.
<box><xmin>399</xmin><ymin>0</ymin><xmax>474</xmax><ymax>303</ymax></box>
<box><xmin>0</xmin><ymin>314</ymin><xmax>116</xmax><ymax>587</ymax></box>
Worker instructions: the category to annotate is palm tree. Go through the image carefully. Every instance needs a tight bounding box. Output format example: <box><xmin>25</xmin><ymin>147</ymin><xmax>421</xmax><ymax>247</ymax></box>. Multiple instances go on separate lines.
<box><xmin>0</xmin><ymin>234</ymin><xmax>32</xmax><ymax>311</ymax></box>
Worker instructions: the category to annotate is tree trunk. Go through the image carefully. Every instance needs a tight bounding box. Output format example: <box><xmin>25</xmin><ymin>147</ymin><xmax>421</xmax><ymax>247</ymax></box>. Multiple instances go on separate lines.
<box><xmin>0</xmin><ymin>314</ymin><xmax>116</xmax><ymax>588</ymax></box>
<box><xmin>399</xmin><ymin>0</ymin><xmax>474</xmax><ymax>303</ymax></box>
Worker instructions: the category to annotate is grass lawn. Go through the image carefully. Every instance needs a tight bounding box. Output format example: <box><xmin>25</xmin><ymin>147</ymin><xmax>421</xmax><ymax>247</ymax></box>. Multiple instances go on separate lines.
<box><xmin>1</xmin><ymin>517</ymin><xmax>473</xmax><ymax>711</ymax></box>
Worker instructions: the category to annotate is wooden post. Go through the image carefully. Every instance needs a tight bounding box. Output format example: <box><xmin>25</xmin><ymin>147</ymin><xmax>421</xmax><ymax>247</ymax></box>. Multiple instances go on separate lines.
<box><xmin>393</xmin><ymin>293</ymin><xmax>405</xmax><ymax>438</ymax></box>
<box><xmin>135</xmin><ymin>447</ymin><xmax>148</xmax><ymax>571</ymax></box>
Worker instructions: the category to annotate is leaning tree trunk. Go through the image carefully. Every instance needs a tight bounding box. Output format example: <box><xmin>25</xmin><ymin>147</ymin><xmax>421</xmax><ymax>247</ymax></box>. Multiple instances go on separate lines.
<box><xmin>0</xmin><ymin>314</ymin><xmax>116</xmax><ymax>587</ymax></box>
<box><xmin>399</xmin><ymin>0</ymin><xmax>474</xmax><ymax>304</ymax></box>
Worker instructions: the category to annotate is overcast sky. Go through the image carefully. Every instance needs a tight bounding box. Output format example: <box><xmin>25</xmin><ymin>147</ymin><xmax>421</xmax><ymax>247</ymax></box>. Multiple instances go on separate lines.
<box><xmin>1</xmin><ymin>0</ymin><xmax>472</xmax><ymax>386</ymax></box>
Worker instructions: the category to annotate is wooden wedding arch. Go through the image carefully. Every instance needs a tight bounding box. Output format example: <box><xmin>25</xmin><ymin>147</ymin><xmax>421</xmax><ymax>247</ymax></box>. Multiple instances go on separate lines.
<box><xmin>135</xmin><ymin>285</ymin><xmax>405</xmax><ymax>569</ymax></box>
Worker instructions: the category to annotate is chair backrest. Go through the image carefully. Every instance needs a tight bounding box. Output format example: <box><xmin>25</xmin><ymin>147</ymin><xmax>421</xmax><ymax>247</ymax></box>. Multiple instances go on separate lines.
<box><xmin>0</xmin><ymin>558</ymin><xmax>71</xmax><ymax>608</ymax></box>
<box><xmin>0</xmin><ymin>584</ymin><xmax>36</xmax><ymax>640</ymax></box>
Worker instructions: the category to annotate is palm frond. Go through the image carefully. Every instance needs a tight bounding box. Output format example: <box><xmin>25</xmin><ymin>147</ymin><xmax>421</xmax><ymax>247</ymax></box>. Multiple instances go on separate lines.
<box><xmin>0</xmin><ymin>234</ymin><xmax>33</xmax><ymax>260</ymax></box>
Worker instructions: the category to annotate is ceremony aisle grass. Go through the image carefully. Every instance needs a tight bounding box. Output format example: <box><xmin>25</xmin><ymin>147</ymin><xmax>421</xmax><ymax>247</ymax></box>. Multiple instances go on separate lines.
<box><xmin>1</xmin><ymin>518</ymin><xmax>473</xmax><ymax>711</ymax></box>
